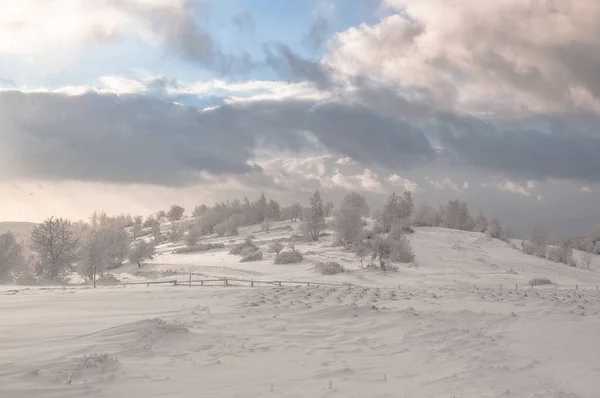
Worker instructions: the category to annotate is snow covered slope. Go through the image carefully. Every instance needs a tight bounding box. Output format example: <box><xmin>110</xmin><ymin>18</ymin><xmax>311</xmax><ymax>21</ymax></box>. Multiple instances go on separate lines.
<box><xmin>140</xmin><ymin>222</ymin><xmax>600</xmax><ymax>289</ymax></box>
<box><xmin>2</xmin><ymin>222</ymin><xmax>600</xmax><ymax>397</ymax></box>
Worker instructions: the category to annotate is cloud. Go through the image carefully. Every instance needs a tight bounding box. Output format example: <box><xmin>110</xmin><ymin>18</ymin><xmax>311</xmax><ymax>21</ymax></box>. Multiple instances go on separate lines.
<box><xmin>387</xmin><ymin>174</ymin><xmax>418</xmax><ymax>193</ymax></box>
<box><xmin>0</xmin><ymin>88</ymin><xmax>436</xmax><ymax>186</ymax></box>
<box><xmin>0</xmin><ymin>0</ymin><xmax>253</xmax><ymax>74</ymax></box>
<box><xmin>304</xmin><ymin>16</ymin><xmax>329</xmax><ymax>51</ymax></box>
<box><xmin>427</xmin><ymin>177</ymin><xmax>461</xmax><ymax>192</ymax></box>
<box><xmin>0</xmin><ymin>90</ymin><xmax>256</xmax><ymax>186</ymax></box>
<box><xmin>231</xmin><ymin>11</ymin><xmax>254</xmax><ymax>31</ymax></box>
<box><xmin>331</xmin><ymin>0</ymin><xmax>600</xmax><ymax>113</ymax></box>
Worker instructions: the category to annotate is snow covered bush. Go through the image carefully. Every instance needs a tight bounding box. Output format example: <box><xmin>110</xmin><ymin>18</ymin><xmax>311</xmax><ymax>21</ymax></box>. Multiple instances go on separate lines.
<box><xmin>229</xmin><ymin>238</ymin><xmax>258</xmax><ymax>256</ymax></box>
<box><xmin>529</xmin><ymin>277</ymin><xmax>553</xmax><ymax>286</ymax></box>
<box><xmin>274</xmin><ymin>251</ymin><xmax>304</xmax><ymax>264</ymax></box>
<box><xmin>315</xmin><ymin>261</ymin><xmax>345</xmax><ymax>275</ymax></box>
<box><xmin>173</xmin><ymin>243</ymin><xmax>225</xmax><ymax>254</ymax></box>
<box><xmin>240</xmin><ymin>250</ymin><xmax>263</xmax><ymax>262</ymax></box>
<box><xmin>268</xmin><ymin>241</ymin><xmax>284</xmax><ymax>255</ymax></box>
<box><xmin>547</xmin><ymin>240</ymin><xmax>575</xmax><ymax>266</ymax></box>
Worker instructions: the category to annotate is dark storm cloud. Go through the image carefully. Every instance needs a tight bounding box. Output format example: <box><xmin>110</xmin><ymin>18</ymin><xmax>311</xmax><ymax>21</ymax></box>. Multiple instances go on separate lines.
<box><xmin>0</xmin><ymin>90</ymin><xmax>437</xmax><ymax>186</ymax></box>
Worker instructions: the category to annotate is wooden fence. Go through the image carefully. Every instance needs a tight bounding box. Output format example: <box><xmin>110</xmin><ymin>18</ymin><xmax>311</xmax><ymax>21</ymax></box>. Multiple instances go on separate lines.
<box><xmin>121</xmin><ymin>275</ymin><xmax>359</xmax><ymax>288</ymax></box>
<box><xmin>119</xmin><ymin>276</ymin><xmax>600</xmax><ymax>291</ymax></box>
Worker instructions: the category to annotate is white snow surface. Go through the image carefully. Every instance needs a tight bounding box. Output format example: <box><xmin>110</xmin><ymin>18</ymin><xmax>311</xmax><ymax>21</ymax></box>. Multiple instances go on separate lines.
<box><xmin>2</xmin><ymin>223</ymin><xmax>600</xmax><ymax>397</ymax></box>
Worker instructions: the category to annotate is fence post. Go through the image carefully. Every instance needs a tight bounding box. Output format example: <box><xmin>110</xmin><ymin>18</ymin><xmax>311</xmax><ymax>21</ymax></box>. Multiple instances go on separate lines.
<box><xmin>201</xmin><ymin>280</ymin><xmax>204</xmax><ymax>286</ymax></box>
<box><xmin>279</xmin><ymin>281</ymin><xmax>282</xmax><ymax>287</ymax></box>
<box><xmin>515</xmin><ymin>284</ymin><xmax>518</xmax><ymax>290</ymax></box>
<box><xmin>555</xmin><ymin>283</ymin><xmax>558</xmax><ymax>290</ymax></box>
<box><xmin>576</xmin><ymin>285</ymin><xmax>579</xmax><ymax>290</ymax></box>
<box><xmin>251</xmin><ymin>279</ymin><xmax>254</xmax><ymax>287</ymax></box>
<box><xmin>147</xmin><ymin>282</ymin><xmax>150</xmax><ymax>287</ymax></box>
<box><xmin>500</xmin><ymin>284</ymin><xmax>502</xmax><ymax>290</ymax></box>
<box><xmin>225</xmin><ymin>278</ymin><xmax>228</xmax><ymax>287</ymax></box>
<box><xmin>173</xmin><ymin>280</ymin><xmax>177</xmax><ymax>286</ymax></box>
<box><xmin>189</xmin><ymin>273</ymin><xmax>192</xmax><ymax>287</ymax></box>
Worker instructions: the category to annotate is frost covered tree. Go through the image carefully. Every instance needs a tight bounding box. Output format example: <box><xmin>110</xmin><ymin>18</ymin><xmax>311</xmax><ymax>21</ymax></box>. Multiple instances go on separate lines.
<box><xmin>486</xmin><ymin>218</ymin><xmax>504</xmax><ymax>240</ymax></box>
<box><xmin>413</xmin><ymin>202</ymin><xmax>436</xmax><ymax>227</ymax></box>
<box><xmin>185</xmin><ymin>227</ymin><xmax>200</xmax><ymax>246</ymax></box>
<box><xmin>342</xmin><ymin>192</ymin><xmax>370</xmax><ymax>217</ymax></box>
<box><xmin>325</xmin><ymin>202</ymin><xmax>335</xmax><ymax>218</ymax></box>
<box><xmin>334</xmin><ymin>192</ymin><xmax>366</xmax><ymax>247</ymax></box>
<box><xmin>192</xmin><ymin>204</ymin><xmax>208</xmax><ymax>218</ymax></box>
<box><xmin>443</xmin><ymin>200</ymin><xmax>472</xmax><ymax>231</ymax></box>
<box><xmin>266</xmin><ymin>199</ymin><xmax>281</xmax><ymax>221</ymax></box>
<box><xmin>79</xmin><ymin>229</ymin><xmax>110</xmax><ymax>284</ymax></box>
<box><xmin>284</xmin><ymin>202</ymin><xmax>303</xmax><ymax>222</ymax></box>
<box><xmin>167</xmin><ymin>205</ymin><xmax>185</xmax><ymax>222</ymax></box>
<box><xmin>128</xmin><ymin>240</ymin><xmax>155</xmax><ymax>268</ymax></box>
<box><xmin>528</xmin><ymin>225</ymin><xmax>549</xmax><ymax>258</ymax></box>
<box><xmin>30</xmin><ymin>217</ymin><xmax>80</xmax><ymax>280</ymax></box>
<box><xmin>156</xmin><ymin>210</ymin><xmax>166</xmax><ymax>221</ymax></box>
<box><xmin>301</xmin><ymin>191</ymin><xmax>326</xmax><ymax>241</ymax></box>
<box><xmin>131</xmin><ymin>222</ymin><xmax>143</xmax><ymax>239</ymax></box>
<box><xmin>0</xmin><ymin>231</ymin><xmax>24</xmax><ymax>282</ymax></box>
<box><xmin>472</xmin><ymin>212</ymin><xmax>488</xmax><ymax>233</ymax></box>
<box><xmin>376</xmin><ymin>191</ymin><xmax>414</xmax><ymax>233</ymax></box>
<box><xmin>353</xmin><ymin>227</ymin><xmax>414</xmax><ymax>271</ymax></box>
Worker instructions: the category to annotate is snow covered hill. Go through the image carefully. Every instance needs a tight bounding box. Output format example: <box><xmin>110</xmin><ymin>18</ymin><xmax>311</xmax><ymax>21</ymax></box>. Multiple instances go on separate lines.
<box><xmin>2</xmin><ymin>222</ymin><xmax>600</xmax><ymax>397</ymax></box>
<box><xmin>135</xmin><ymin>221</ymin><xmax>600</xmax><ymax>289</ymax></box>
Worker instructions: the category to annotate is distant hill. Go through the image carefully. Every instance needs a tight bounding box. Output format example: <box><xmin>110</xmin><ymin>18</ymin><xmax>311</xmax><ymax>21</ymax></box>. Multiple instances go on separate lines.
<box><xmin>0</xmin><ymin>222</ymin><xmax>37</xmax><ymax>235</ymax></box>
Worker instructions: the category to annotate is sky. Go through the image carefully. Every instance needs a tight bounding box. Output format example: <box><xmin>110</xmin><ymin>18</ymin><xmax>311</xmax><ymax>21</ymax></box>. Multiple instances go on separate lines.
<box><xmin>1</xmin><ymin>0</ymin><xmax>600</xmax><ymax>237</ymax></box>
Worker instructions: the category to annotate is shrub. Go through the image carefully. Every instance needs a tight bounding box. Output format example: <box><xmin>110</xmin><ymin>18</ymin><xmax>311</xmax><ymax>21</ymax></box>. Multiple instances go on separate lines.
<box><xmin>529</xmin><ymin>277</ymin><xmax>553</xmax><ymax>286</ymax></box>
<box><xmin>522</xmin><ymin>241</ymin><xmax>536</xmax><ymax>256</ymax></box>
<box><xmin>96</xmin><ymin>273</ymin><xmax>120</xmax><ymax>285</ymax></box>
<box><xmin>173</xmin><ymin>243</ymin><xmax>225</xmax><ymax>254</ymax></box>
<box><xmin>274</xmin><ymin>251</ymin><xmax>304</xmax><ymax>264</ymax></box>
<box><xmin>315</xmin><ymin>261</ymin><xmax>345</xmax><ymax>275</ymax></box>
<box><xmin>268</xmin><ymin>241</ymin><xmax>284</xmax><ymax>255</ymax></box>
<box><xmin>229</xmin><ymin>238</ymin><xmax>258</xmax><ymax>256</ymax></box>
<box><xmin>240</xmin><ymin>250</ymin><xmax>263</xmax><ymax>262</ymax></box>
<box><xmin>547</xmin><ymin>240</ymin><xmax>574</xmax><ymax>265</ymax></box>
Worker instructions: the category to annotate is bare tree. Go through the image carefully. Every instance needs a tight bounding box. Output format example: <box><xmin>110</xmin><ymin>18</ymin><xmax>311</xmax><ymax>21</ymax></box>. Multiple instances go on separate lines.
<box><xmin>0</xmin><ymin>231</ymin><xmax>24</xmax><ymax>282</ymax></box>
<box><xmin>30</xmin><ymin>217</ymin><xmax>79</xmax><ymax>280</ymax></box>
<box><xmin>262</xmin><ymin>219</ymin><xmax>271</xmax><ymax>234</ymax></box>
<box><xmin>79</xmin><ymin>230</ymin><xmax>110</xmax><ymax>285</ymax></box>
<box><xmin>300</xmin><ymin>191</ymin><xmax>326</xmax><ymax>241</ymax></box>
<box><xmin>167</xmin><ymin>205</ymin><xmax>185</xmax><ymax>222</ymax></box>
<box><xmin>128</xmin><ymin>240</ymin><xmax>155</xmax><ymax>268</ymax></box>
<box><xmin>287</xmin><ymin>202</ymin><xmax>303</xmax><ymax>222</ymax></box>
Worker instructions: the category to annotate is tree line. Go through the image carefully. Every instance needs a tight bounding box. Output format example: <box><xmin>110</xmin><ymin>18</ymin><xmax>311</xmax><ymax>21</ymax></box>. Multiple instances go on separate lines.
<box><xmin>0</xmin><ymin>188</ymin><xmax>596</xmax><ymax>284</ymax></box>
